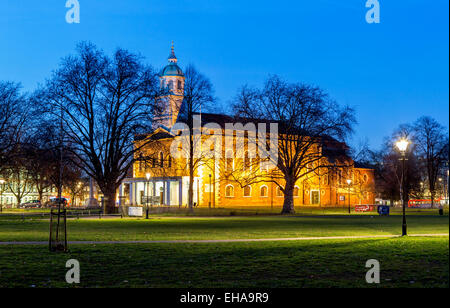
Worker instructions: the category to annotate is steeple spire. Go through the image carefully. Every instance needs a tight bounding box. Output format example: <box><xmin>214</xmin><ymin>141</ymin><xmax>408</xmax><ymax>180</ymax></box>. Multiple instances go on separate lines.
<box><xmin>168</xmin><ymin>41</ymin><xmax>177</xmax><ymax>63</ymax></box>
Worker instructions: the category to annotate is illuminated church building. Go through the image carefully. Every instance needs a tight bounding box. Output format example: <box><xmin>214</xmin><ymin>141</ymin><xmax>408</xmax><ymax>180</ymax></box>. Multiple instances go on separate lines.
<box><xmin>120</xmin><ymin>46</ymin><xmax>376</xmax><ymax>208</ymax></box>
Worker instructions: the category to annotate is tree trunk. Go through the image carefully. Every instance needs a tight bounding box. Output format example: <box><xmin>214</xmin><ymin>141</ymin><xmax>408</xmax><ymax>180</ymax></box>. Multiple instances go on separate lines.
<box><xmin>188</xmin><ymin>176</ymin><xmax>194</xmax><ymax>212</ymax></box>
<box><xmin>38</xmin><ymin>189</ymin><xmax>44</xmax><ymax>203</ymax></box>
<box><xmin>281</xmin><ymin>177</ymin><xmax>296</xmax><ymax>214</ymax></box>
<box><xmin>104</xmin><ymin>187</ymin><xmax>117</xmax><ymax>214</ymax></box>
<box><xmin>430</xmin><ymin>190</ymin><xmax>435</xmax><ymax>209</ymax></box>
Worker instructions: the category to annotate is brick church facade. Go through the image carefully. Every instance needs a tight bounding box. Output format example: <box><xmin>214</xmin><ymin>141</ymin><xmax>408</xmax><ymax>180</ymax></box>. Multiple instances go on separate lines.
<box><xmin>120</xmin><ymin>45</ymin><xmax>376</xmax><ymax>209</ymax></box>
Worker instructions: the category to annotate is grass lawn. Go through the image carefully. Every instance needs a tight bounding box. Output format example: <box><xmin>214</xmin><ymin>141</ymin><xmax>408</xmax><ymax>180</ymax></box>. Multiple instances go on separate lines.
<box><xmin>0</xmin><ymin>215</ymin><xmax>448</xmax><ymax>242</ymax></box>
<box><xmin>0</xmin><ymin>237</ymin><xmax>447</xmax><ymax>288</ymax></box>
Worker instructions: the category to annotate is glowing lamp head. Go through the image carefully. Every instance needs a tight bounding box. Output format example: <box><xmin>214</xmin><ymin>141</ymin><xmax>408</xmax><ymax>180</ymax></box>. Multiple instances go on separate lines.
<box><xmin>346</xmin><ymin>179</ymin><xmax>352</xmax><ymax>185</ymax></box>
<box><xmin>0</xmin><ymin>179</ymin><xmax>5</xmax><ymax>185</ymax></box>
<box><xmin>146</xmin><ymin>173</ymin><xmax>151</xmax><ymax>181</ymax></box>
<box><xmin>396</xmin><ymin>139</ymin><xmax>409</xmax><ymax>153</ymax></box>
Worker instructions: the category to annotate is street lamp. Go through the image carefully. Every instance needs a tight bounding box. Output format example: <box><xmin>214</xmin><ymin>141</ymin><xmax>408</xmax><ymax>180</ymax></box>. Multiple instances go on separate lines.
<box><xmin>145</xmin><ymin>173</ymin><xmax>151</xmax><ymax>219</ymax></box>
<box><xmin>346</xmin><ymin>179</ymin><xmax>352</xmax><ymax>214</ymax></box>
<box><xmin>396</xmin><ymin>138</ymin><xmax>409</xmax><ymax>236</ymax></box>
<box><xmin>0</xmin><ymin>179</ymin><xmax>5</xmax><ymax>213</ymax></box>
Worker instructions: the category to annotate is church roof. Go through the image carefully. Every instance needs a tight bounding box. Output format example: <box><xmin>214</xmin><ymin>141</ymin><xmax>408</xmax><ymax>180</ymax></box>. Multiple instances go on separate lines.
<box><xmin>161</xmin><ymin>63</ymin><xmax>184</xmax><ymax>77</ymax></box>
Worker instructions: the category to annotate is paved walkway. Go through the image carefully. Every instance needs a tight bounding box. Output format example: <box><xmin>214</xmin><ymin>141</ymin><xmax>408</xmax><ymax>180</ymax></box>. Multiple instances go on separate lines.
<box><xmin>0</xmin><ymin>234</ymin><xmax>448</xmax><ymax>246</ymax></box>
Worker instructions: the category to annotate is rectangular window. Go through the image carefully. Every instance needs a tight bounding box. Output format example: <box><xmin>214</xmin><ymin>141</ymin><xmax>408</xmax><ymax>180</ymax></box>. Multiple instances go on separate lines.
<box><xmin>311</xmin><ymin>190</ymin><xmax>320</xmax><ymax>205</ymax></box>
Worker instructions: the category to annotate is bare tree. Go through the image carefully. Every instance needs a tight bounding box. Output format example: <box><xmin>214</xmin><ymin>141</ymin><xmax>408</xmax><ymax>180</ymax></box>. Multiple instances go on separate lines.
<box><xmin>37</xmin><ymin>42</ymin><xmax>162</xmax><ymax>213</ymax></box>
<box><xmin>371</xmin><ymin>125</ymin><xmax>422</xmax><ymax>205</ymax></box>
<box><xmin>176</xmin><ymin>65</ymin><xmax>214</xmax><ymax>212</ymax></box>
<box><xmin>0</xmin><ymin>81</ymin><xmax>27</xmax><ymax>174</ymax></box>
<box><xmin>1</xmin><ymin>145</ymin><xmax>34</xmax><ymax>207</ymax></box>
<box><xmin>232</xmin><ymin>76</ymin><xmax>355</xmax><ymax>214</ymax></box>
<box><xmin>413</xmin><ymin>116</ymin><xmax>449</xmax><ymax>208</ymax></box>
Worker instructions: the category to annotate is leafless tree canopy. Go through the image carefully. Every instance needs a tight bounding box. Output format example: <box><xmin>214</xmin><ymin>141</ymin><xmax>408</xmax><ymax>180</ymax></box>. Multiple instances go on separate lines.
<box><xmin>232</xmin><ymin>76</ymin><xmax>356</xmax><ymax>213</ymax></box>
<box><xmin>36</xmin><ymin>42</ymin><xmax>162</xmax><ymax>213</ymax></box>
<box><xmin>413</xmin><ymin>116</ymin><xmax>449</xmax><ymax>206</ymax></box>
<box><xmin>0</xmin><ymin>81</ymin><xmax>28</xmax><ymax>173</ymax></box>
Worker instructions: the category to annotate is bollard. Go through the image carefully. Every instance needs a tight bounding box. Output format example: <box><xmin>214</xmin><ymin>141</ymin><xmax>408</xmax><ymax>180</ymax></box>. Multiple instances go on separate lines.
<box><xmin>439</xmin><ymin>208</ymin><xmax>444</xmax><ymax>216</ymax></box>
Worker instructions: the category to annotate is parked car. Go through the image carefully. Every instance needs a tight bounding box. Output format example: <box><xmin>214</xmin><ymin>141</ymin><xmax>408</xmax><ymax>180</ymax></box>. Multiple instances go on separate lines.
<box><xmin>44</xmin><ymin>198</ymin><xmax>68</xmax><ymax>208</ymax></box>
<box><xmin>20</xmin><ymin>200</ymin><xmax>42</xmax><ymax>209</ymax></box>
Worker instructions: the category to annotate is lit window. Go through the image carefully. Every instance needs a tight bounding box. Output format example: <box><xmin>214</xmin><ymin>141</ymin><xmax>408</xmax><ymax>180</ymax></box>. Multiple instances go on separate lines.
<box><xmin>294</xmin><ymin>186</ymin><xmax>300</xmax><ymax>197</ymax></box>
<box><xmin>243</xmin><ymin>186</ymin><xmax>251</xmax><ymax>197</ymax></box>
<box><xmin>276</xmin><ymin>187</ymin><xmax>283</xmax><ymax>197</ymax></box>
<box><xmin>260</xmin><ymin>185</ymin><xmax>268</xmax><ymax>197</ymax></box>
<box><xmin>159</xmin><ymin>152</ymin><xmax>164</xmax><ymax>167</ymax></box>
<box><xmin>225</xmin><ymin>185</ymin><xmax>234</xmax><ymax>197</ymax></box>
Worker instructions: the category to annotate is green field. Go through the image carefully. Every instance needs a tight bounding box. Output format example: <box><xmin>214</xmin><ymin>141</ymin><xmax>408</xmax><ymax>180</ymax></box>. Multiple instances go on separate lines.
<box><xmin>0</xmin><ymin>237</ymin><xmax>448</xmax><ymax>288</ymax></box>
<box><xmin>0</xmin><ymin>214</ymin><xmax>448</xmax><ymax>288</ymax></box>
<box><xmin>0</xmin><ymin>215</ymin><xmax>448</xmax><ymax>242</ymax></box>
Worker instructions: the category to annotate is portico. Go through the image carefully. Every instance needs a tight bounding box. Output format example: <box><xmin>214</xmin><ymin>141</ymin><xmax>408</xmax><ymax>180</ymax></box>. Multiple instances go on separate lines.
<box><xmin>120</xmin><ymin>176</ymin><xmax>199</xmax><ymax>207</ymax></box>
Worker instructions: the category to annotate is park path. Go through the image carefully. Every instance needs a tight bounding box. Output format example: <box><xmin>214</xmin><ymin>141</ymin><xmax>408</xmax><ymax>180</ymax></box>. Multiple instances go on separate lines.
<box><xmin>0</xmin><ymin>233</ymin><xmax>448</xmax><ymax>246</ymax></box>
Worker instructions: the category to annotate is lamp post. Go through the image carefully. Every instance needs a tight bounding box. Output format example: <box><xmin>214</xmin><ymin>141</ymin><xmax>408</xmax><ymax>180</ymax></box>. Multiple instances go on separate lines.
<box><xmin>146</xmin><ymin>173</ymin><xmax>151</xmax><ymax>219</ymax></box>
<box><xmin>346</xmin><ymin>179</ymin><xmax>352</xmax><ymax>214</ymax></box>
<box><xmin>0</xmin><ymin>179</ymin><xmax>5</xmax><ymax>213</ymax></box>
<box><xmin>396</xmin><ymin>138</ymin><xmax>409</xmax><ymax>236</ymax></box>
<box><xmin>209</xmin><ymin>174</ymin><xmax>212</xmax><ymax>209</ymax></box>
<box><xmin>447</xmin><ymin>169</ymin><xmax>449</xmax><ymax>206</ymax></box>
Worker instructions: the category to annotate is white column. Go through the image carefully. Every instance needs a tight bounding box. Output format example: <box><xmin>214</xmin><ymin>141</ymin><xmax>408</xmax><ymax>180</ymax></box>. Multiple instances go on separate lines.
<box><xmin>129</xmin><ymin>183</ymin><xmax>134</xmax><ymax>205</ymax></box>
<box><xmin>166</xmin><ymin>180</ymin><xmax>171</xmax><ymax>206</ymax></box>
<box><xmin>119</xmin><ymin>184</ymin><xmax>123</xmax><ymax>206</ymax></box>
<box><xmin>179</xmin><ymin>179</ymin><xmax>183</xmax><ymax>207</ymax></box>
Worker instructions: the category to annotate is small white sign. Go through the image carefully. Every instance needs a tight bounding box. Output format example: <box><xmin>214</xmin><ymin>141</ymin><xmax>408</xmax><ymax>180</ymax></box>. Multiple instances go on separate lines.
<box><xmin>128</xmin><ymin>207</ymin><xmax>143</xmax><ymax>217</ymax></box>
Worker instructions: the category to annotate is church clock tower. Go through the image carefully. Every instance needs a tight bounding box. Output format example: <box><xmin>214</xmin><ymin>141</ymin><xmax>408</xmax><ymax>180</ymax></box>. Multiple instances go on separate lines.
<box><xmin>155</xmin><ymin>42</ymin><xmax>185</xmax><ymax>129</ymax></box>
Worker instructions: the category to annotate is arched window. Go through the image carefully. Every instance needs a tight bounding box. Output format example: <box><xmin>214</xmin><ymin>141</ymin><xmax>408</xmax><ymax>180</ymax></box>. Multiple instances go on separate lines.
<box><xmin>276</xmin><ymin>187</ymin><xmax>283</xmax><ymax>197</ymax></box>
<box><xmin>168</xmin><ymin>80</ymin><xmax>174</xmax><ymax>90</ymax></box>
<box><xmin>294</xmin><ymin>186</ymin><xmax>300</xmax><ymax>197</ymax></box>
<box><xmin>243</xmin><ymin>185</ymin><xmax>251</xmax><ymax>197</ymax></box>
<box><xmin>363</xmin><ymin>174</ymin><xmax>368</xmax><ymax>183</ymax></box>
<box><xmin>260</xmin><ymin>185</ymin><xmax>268</xmax><ymax>197</ymax></box>
<box><xmin>177</xmin><ymin>80</ymin><xmax>182</xmax><ymax>90</ymax></box>
<box><xmin>225</xmin><ymin>185</ymin><xmax>234</xmax><ymax>197</ymax></box>
<box><xmin>159</xmin><ymin>152</ymin><xmax>164</xmax><ymax>167</ymax></box>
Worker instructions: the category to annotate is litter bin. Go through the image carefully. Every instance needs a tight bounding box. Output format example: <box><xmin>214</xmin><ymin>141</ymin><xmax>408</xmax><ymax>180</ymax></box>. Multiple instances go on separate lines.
<box><xmin>439</xmin><ymin>208</ymin><xmax>444</xmax><ymax>216</ymax></box>
<box><xmin>377</xmin><ymin>205</ymin><xmax>390</xmax><ymax>216</ymax></box>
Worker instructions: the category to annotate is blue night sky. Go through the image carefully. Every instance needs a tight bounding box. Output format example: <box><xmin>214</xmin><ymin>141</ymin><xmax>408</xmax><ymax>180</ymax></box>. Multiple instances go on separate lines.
<box><xmin>1</xmin><ymin>0</ymin><xmax>448</xmax><ymax>150</ymax></box>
